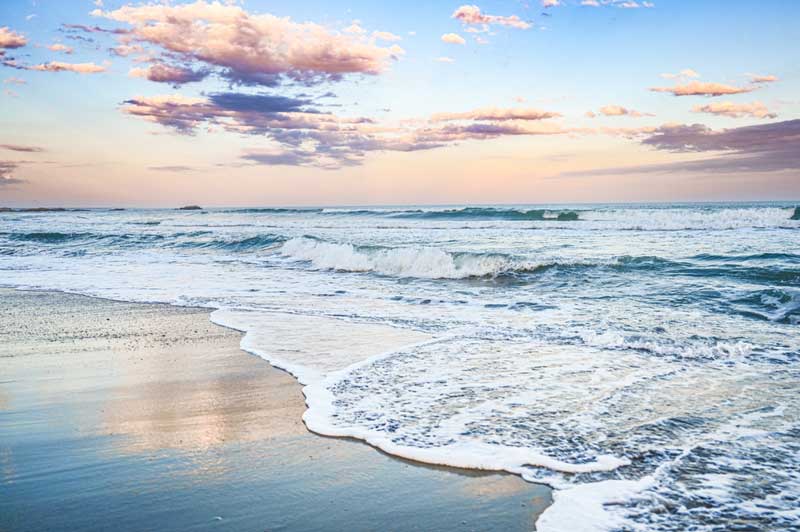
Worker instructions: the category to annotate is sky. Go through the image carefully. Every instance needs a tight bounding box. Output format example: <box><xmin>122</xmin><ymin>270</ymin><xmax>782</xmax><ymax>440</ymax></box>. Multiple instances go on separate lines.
<box><xmin>0</xmin><ymin>0</ymin><xmax>798</xmax><ymax>207</ymax></box>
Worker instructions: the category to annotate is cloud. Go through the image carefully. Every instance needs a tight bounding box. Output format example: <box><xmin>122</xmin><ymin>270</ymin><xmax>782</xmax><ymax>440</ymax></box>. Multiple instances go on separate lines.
<box><xmin>451</xmin><ymin>5</ymin><xmax>532</xmax><ymax>29</ymax></box>
<box><xmin>207</xmin><ymin>92</ymin><xmax>316</xmax><ymax>114</ymax></box>
<box><xmin>0</xmin><ymin>27</ymin><xmax>27</xmax><ymax>50</ymax></box>
<box><xmin>241</xmin><ymin>150</ymin><xmax>317</xmax><ymax>167</ymax></box>
<box><xmin>121</xmin><ymin>93</ymin><xmax>573</xmax><ymax>168</ymax></box>
<box><xmin>580</xmin><ymin>0</ymin><xmax>654</xmax><ymax>7</ymax></box>
<box><xmin>60</xmin><ymin>23</ymin><xmax>130</xmax><ymax>35</ymax></box>
<box><xmin>111</xmin><ymin>44</ymin><xmax>145</xmax><ymax>57</ymax></box>
<box><xmin>660</xmin><ymin>68</ymin><xmax>700</xmax><ymax>79</ymax></box>
<box><xmin>344</xmin><ymin>21</ymin><xmax>366</xmax><ymax>35</ymax></box>
<box><xmin>692</xmin><ymin>101</ymin><xmax>776</xmax><ymax>119</ymax></box>
<box><xmin>441</xmin><ymin>33</ymin><xmax>466</xmax><ymax>45</ymax></box>
<box><xmin>29</xmin><ymin>61</ymin><xmax>107</xmax><ymax>74</ymax></box>
<box><xmin>749</xmin><ymin>74</ymin><xmax>778</xmax><ymax>84</ymax></box>
<box><xmin>564</xmin><ymin>120</ymin><xmax>800</xmax><ymax>176</ymax></box>
<box><xmin>435</xmin><ymin>56</ymin><xmax>455</xmax><ymax>63</ymax></box>
<box><xmin>92</xmin><ymin>1</ymin><xmax>402</xmax><ymax>86</ymax></box>
<box><xmin>3</xmin><ymin>77</ymin><xmax>26</xmax><ymax>85</ymax></box>
<box><xmin>0</xmin><ymin>161</ymin><xmax>24</xmax><ymax>186</ymax></box>
<box><xmin>592</xmin><ymin>105</ymin><xmax>654</xmax><ymax>117</ymax></box>
<box><xmin>129</xmin><ymin>63</ymin><xmax>208</xmax><ymax>85</ymax></box>
<box><xmin>616</xmin><ymin>1</ymin><xmax>654</xmax><ymax>7</ymax></box>
<box><xmin>372</xmin><ymin>31</ymin><xmax>402</xmax><ymax>42</ymax></box>
<box><xmin>0</xmin><ymin>144</ymin><xmax>44</xmax><ymax>153</ymax></box>
<box><xmin>47</xmin><ymin>43</ymin><xmax>73</xmax><ymax>54</ymax></box>
<box><xmin>148</xmin><ymin>165</ymin><xmax>196</xmax><ymax>172</ymax></box>
<box><xmin>650</xmin><ymin>81</ymin><xmax>753</xmax><ymax>97</ymax></box>
<box><xmin>542</xmin><ymin>0</ymin><xmax>561</xmax><ymax>7</ymax></box>
<box><xmin>431</xmin><ymin>107</ymin><xmax>561</xmax><ymax>122</ymax></box>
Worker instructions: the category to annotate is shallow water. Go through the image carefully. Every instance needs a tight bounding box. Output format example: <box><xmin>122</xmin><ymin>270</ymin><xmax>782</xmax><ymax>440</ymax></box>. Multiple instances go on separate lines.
<box><xmin>2</xmin><ymin>202</ymin><xmax>798</xmax><ymax>531</ymax></box>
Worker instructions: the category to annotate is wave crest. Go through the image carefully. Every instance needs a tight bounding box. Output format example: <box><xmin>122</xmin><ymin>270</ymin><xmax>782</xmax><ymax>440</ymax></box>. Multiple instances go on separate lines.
<box><xmin>280</xmin><ymin>237</ymin><xmax>534</xmax><ymax>279</ymax></box>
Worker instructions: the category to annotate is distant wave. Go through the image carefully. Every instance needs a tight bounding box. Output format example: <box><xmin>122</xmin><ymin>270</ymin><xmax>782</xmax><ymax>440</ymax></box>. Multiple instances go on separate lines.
<box><xmin>384</xmin><ymin>207</ymin><xmax>581</xmax><ymax>221</ymax></box>
<box><xmin>217</xmin><ymin>205</ymin><xmax>800</xmax><ymax>228</ymax></box>
<box><xmin>223</xmin><ymin>207</ymin><xmax>324</xmax><ymax>214</ymax></box>
<box><xmin>3</xmin><ymin>231</ymin><xmax>167</xmax><ymax>245</ymax></box>
<box><xmin>225</xmin><ymin>206</ymin><xmax>583</xmax><ymax>221</ymax></box>
<box><xmin>0</xmin><ymin>231</ymin><xmax>285</xmax><ymax>252</ymax></box>
<box><xmin>5</xmin><ymin>231</ymin><xmax>96</xmax><ymax>244</ymax></box>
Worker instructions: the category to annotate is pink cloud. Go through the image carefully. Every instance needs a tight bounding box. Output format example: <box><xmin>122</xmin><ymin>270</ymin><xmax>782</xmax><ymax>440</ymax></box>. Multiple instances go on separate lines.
<box><xmin>30</xmin><ymin>61</ymin><xmax>107</xmax><ymax>74</ymax></box>
<box><xmin>121</xmin><ymin>94</ymin><xmax>577</xmax><ymax>168</ymax></box>
<box><xmin>594</xmin><ymin>105</ymin><xmax>654</xmax><ymax>117</ymax></box>
<box><xmin>441</xmin><ymin>33</ymin><xmax>466</xmax><ymax>45</ymax></box>
<box><xmin>451</xmin><ymin>5</ymin><xmax>532</xmax><ymax>30</ymax></box>
<box><xmin>129</xmin><ymin>63</ymin><xmax>208</xmax><ymax>85</ymax></box>
<box><xmin>0</xmin><ymin>161</ymin><xmax>24</xmax><ymax>186</ymax></box>
<box><xmin>660</xmin><ymin>68</ymin><xmax>699</xmax><ymax>79</ymax></box>
<box><xmin>47</xmin><ymin>43</ymin><xmax>74</xmax><ymax>54</ymax></box>
<box><xmin>0</xmin><ymin>27</ymin><xmax>27</xmax><ymax>50</ymax></box>
<box><xmin>372</xmin><ymin>31</ymin><xmax>402</xmax><ymax>42</ymax></box>
<box><xmin>431</xmin><ymin>107</ymin><xmax>561</xmax><ymax>122</ymax></box>
<box><xmin>692</xmin><ymin>101</ymin><xmax>777</xmax><ymax>119</ymax></box>
<box><xmin>749</xmin><ymin>74</ymin><xmax>778</xmax><ymax>84</ymax></box>
<box><xmin>92</xmin><ymin>1</ymin><xmax>402</xmax><ymax>86</ymax></box>
<box><xmin>111</xmin><ymin>44</ymin><xmax>145</xmax><ymax>57</ymax></box>
<box><xmin>650</xmin><ymin>81</ymin><xmax>753</xmax><ymax>97</ymax></box>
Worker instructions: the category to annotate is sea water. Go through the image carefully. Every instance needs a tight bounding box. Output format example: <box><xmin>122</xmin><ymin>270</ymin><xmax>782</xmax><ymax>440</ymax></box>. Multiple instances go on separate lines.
<box><xmin>1</xmin><ymin>203</ymin><xmax>798</xmax><ymax>531</ymax></box>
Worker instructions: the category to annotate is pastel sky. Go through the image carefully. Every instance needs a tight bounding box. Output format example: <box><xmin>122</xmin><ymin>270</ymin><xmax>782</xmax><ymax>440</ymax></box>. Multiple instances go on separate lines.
<box><xmin>1</xmin><ymin>0</ymin><xmax>799</xmax><ymax>207</ymax></box>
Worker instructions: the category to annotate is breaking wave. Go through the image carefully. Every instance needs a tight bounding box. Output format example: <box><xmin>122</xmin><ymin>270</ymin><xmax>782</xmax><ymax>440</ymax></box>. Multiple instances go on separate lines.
<box><xmin>279</xmin><ymin>237</ymin><xmax>533</xmax><ymax>279</ymax></box>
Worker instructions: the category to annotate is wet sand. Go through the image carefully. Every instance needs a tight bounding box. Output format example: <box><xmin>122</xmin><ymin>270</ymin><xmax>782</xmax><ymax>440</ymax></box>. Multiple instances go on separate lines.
<box><xmin>0</xmin><ymin>289</ymin><xmax>551</xmax><ymax>531</ymax></box>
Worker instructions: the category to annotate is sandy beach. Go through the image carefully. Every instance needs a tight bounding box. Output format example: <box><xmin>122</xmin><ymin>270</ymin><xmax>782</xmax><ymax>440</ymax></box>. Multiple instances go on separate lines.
<box><xmin>0</xmin><ymin>288</ymin><xmax>552</xmax><ymax>532</ymax></box>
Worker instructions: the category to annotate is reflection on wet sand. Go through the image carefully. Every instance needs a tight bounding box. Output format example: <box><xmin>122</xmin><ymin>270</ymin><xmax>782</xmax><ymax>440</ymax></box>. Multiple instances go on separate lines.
<box><xmin>0</xmin><ymin>289</ymin><xmax>552</xmax><ymax>532</ymax></box>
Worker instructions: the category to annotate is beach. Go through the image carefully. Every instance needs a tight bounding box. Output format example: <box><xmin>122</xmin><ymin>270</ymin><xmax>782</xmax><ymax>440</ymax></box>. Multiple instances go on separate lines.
<box><xmin>0</xmin><ymin>288</ymin><xmax>552</xmax><ymax>532</ymax></box>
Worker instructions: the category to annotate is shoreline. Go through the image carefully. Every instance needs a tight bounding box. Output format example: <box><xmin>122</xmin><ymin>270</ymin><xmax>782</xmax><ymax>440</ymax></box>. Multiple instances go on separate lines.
<box><xmin>0</xmin><ymin>288</ymin><xmax>552</xmax><ymax>531</ymax></box>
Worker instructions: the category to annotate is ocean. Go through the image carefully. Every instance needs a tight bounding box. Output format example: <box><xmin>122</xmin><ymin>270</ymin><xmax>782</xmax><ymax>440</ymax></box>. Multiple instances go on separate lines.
<box><xmin>1</xmin><ymin>202</ymin><xmax>798</xmax><ymax>531</ymax></box>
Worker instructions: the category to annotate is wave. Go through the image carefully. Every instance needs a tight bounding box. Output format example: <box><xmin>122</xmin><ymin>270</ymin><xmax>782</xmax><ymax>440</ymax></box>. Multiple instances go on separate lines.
<box><xmin>224</xmin><ymin>207</ymin><xmax>324</xmax><ymax>214</ymax></box>
<box><xmin>176</xmin><ymin>234</ymin><xmax>285</xmax><ymax>251</ymax></box>
<box><xmin>691</xmin><ymin>252</ymin><xmax>800</xmax><ymax>263</ymax></box>
<box><xmin>320</xmin><ymin>207</ymin><xmax>582</xmax><ymax>221</ymax></box>
<box><xmin>281</xmin><ymin>237</ymin><xmax>518</xmax><ymax>279</ymax></box>
<box><xmin>388</xmin><ymin>207</ymin><xmax>581</xmax><ymax>221</ymax></box>
<box><xmin>279</xmin><ymin>237</ymin><xmax>610</xmax><ymax>279</ymax></box>
<box><xmin>279</xmin><ymin>238</ymin><xmax>800</xmax><ymax>288</ymax></box>
<box><xmin>225</xmin><ymin>206</ymin><xmax>582</xmax><ymax>221</ymax></box>
<box><xmin>0</xmin><ymin>231</ymin><xmax>285</xmax><ymax>253</ymax></box>
<box><xmin>2</xmin><ymin>231</ymin><xmax>169</xmax><ymax>245</ymax></box>
<box><xmin>5</xmin><ymin>231</ymin><xmax>96</xmax><ymax>244</ymax></box>
<box><xmin>729</xmin><ymin>288</ymin><xmax>800</xmax><ymax>324</ymax></box>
